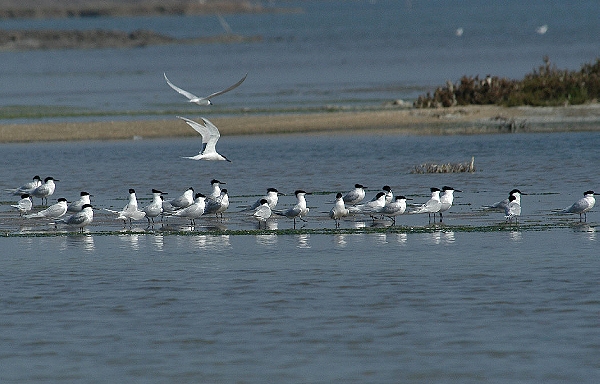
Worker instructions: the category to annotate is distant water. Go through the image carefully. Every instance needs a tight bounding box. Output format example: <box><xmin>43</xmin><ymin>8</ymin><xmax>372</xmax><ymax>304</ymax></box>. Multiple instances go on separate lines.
<box><xmin>1</xmin><ymin>131</ymin><xmax>599</xmax><ymax>382</ymax></box>
<box><xmin>1</xmin><ymin>0</ymin><xmax>599</xmax><ymax>122</ymax></box>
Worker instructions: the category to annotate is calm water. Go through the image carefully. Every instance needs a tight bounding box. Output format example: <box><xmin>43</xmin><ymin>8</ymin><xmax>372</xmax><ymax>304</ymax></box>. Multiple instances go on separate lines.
<box><xmin>1</xmin><ymin>132</ymin><xmax>599</xmax><ymax>382</ymax></box>
<box><xmin>1</xmin><ymin>0</ymin><xmax>599</xmax><ymax>121</ymax></box>
<box><xmin>1</xmin><ymin>0</ymin><xmax>599</xmax><ymax>381</ymax></box>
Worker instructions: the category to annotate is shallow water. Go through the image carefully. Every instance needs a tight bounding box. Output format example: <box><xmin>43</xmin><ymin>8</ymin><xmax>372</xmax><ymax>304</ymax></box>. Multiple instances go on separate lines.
<box><xmin>1</xmin><ymin>131</ymin><xmax>599</xmax><ymax>382</ymax></box>
<box><xmin>1</xmin><ymin>0</ymin><xmax>599</xmax><ymax>122</ymax></box>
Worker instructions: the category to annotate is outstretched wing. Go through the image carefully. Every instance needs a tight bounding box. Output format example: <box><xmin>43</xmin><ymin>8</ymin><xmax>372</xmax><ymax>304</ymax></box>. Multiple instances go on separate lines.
<box><xmin>204</xmin><ymin>73</ymin><xmax>247</xmax><ymax>100</ymax></box>
<box><xmin>199</xmin><ymin>117</ymin><xmax>222</xmax><ymax>153</ymax></box>
<box><xmin>164</xmin><ymin>73</ymin><xmax>199</xmax><ymax>101</ymax></box>
<box><xmin>177</xmin><ymin>116</ymin><xmax>212</xmax><ymax>148</ymax></box>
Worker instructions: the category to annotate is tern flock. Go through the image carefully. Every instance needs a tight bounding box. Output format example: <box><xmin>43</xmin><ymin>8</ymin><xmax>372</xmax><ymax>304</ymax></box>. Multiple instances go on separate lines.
<box><xmin>4</xmin><ymin>74</ymin><xmax>596</xmax><ymax>232</ymax></box>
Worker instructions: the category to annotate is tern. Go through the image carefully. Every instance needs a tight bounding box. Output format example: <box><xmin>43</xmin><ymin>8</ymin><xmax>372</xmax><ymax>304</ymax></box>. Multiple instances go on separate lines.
<box><xmin>274</xmin><ymin>190</ymin><xmax>310</xmax><ymax>228</ymax></box>
<box><xmin>177</xmin><ymin>116</ymin><xmax>231</xmax><ymax>162</ymax></box>
<box><xmin>12</xmin><ymin>194</ymin><xmax>33</xmax><ymax>216</ymax></box>
<box><xmin>413</xmin><ymin>187</ymin><xmax>442</xmax><ymax>222</ymax></box>
<box><xmin>169</xmin><ymin>187</ymin><xmax>195</xmax><ymax>209</ymax></box>
<box><xmin>31</xmin><ymin>177</ymin><xmax>58</xmax><ymax>205</ymax></box>
<box><xmin>562</xmin><ymin>190</ymin><xmax>595</xmax><ymax>222</ymax></box>
<box><xmin>504</xmin><ymin>194</ymin><xmax>521</xmax><ymax>223</ymax></box>
<box><xmin>245</xmin><ymin>188</ymin><xmax>283</xmax><ymax>211</ymax></box>
<box><xmin>172</xmin><ymin>193</ymin><xmax>206</xmax><ymax>226</ymax></box>
<box><xmin>209</xmin><ymin>179</ymin><xmax>225</xmax><ymax>199</ymax></box>
<box><xmin>7</xmin><ymin>175</ymin><xmax>42</xmax><ymax>195</ymax></box>
<box><xmin>343</xmin><ymin>184</ymin><xmax>367</xmax><ymax>205</ymax></box>
<box><xmin>164</xmin><ymin>72</ymin><xmax>247</xmax><ymax>106</ymax></box>
<box><xmin>439</xmin><ymin>186</ymin><xmax>461</xmax><ymax>222</ymax></box>
<box><xmin>349</xmin><ymin>191</ymin><xmax>387</xmax><ymax>218</ymax></box>
<box><xmin>380</xmin><ymin>196</ymin><xmax>409</xmax><ymax>225</ymax></box>
<box><xmin>483</xmin><ymin>189</ymin><xmax>526</xmax><ymax>211</ymax></box>
<box><xmin>105</xmin><ymin>189</ymin><xmax>146</xmax><ymax>226</ymax></box>
<box><xmin>67</xmin><ymin>191</ymin><xmax>92</xmax><ymax>212</ymax></box>
<box><xmin>58</xmin><ymin>204</ymin><xmax>94</xmax><ymax>232</ymax></box>
<box><xmin>204</xmin><ymin>189</ymin><xmax>230</xmax><ymax>218</ymax></box>
<box><xmin>25</xmin><ymin>197</ymin><xmax>68</xmax><ymax>220</ymax></box>
<box><xmin>253</xmin><ymin>199</ymin><xmax>272</xmax><ymax>229</ymax></box>
<box><xmin>143</xmin><ymin>189</ymin><xmax>167</xmax><ymax>225</ymax></box>
<box><xmin>329</xmin><ymin>192</ymin><xmax>349</xmax><ymax>228</ymax></box>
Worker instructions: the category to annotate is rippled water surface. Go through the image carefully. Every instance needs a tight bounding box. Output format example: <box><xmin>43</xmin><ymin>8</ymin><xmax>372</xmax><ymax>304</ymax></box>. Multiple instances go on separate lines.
<box><xmin>1</xmin><ymin>131</ymin><xmax>599</xmax><ymax>382</ymax></box>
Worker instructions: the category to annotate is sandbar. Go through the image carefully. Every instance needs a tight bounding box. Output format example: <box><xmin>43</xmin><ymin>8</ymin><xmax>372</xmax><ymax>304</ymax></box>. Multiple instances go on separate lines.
<box><xmin>1</xmin><ymin>104</ymin><xmax>600</xmax><ymax>143</ymax></box>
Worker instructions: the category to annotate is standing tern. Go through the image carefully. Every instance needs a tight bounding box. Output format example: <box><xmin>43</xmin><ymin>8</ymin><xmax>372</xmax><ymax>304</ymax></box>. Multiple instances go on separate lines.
<box><xmin>164</xmin><ymin>72</ymin><xmax>247</xmax><ymax>106</ymax></box>
<box><xmin>172</xmin><ymin>193</ymin><xmax>206</xmax><ymax>226</ymax></box>
<box><xmin>169</xmin><ymin>187</ymin><xmax>195</xmax><ymax>209</ymax></box>
<box><xmin>209</xmin><ymin>179</ymin><xmax>225</xmax><ymax>199</ymax></box>
<box><xmin>274</xmin><ymin>190</ymin><xmax>311</xmax><ymax>228</ymax></box>
<box><xmin>562</xmin><ymin>190</ymin><xmax>595</xmax><ymax>222</ymax></box>
<box><xmin>413</xmin><ymin>187</ymin><xmax>442</xmax><ymax>222</ymax></box>
<box><xmin>380</xmin><ymin>196</ymin><xmax>409</xmax><ymax>225</ymax></box>
<box><xmin>31</xmin><ymin>177</ymin><xmax>58</xmax><ymax>205</ymax></box>
<box><xmin>143</xmin><ymin>189</ymin><xmax>167</xmax><ymax>225</ymax></box>
<box><xmin>105</xmin><ymin>189</ymin><xmax>146</xmax><ymax>226</ymax></box>
<box><xmin>12</xmin><ymin>194</ymin><xmax>33</xmax><ymax>216</ymax></box>
<box><xmin>68</xmin><ymin>191</ymin><xmax>92</xmax><ymax>212</ymax></box>
<box><xmin>204</xmin><ymin>189</ymin><xmax>230</xmax><ymax>218</ymax></box>
<box><xmin>504</xmin><ymin>194</ymin><xmax>521</xmax><ymax>223</ymax></box>
<box><xmin>177</xmin><ymin>116</ymin><xmax>231</xmax><ymax>162</ymax></box>
<box><xmin>246</xmin><ymin>188</ymin><xmax>283</xmax><ymax>211</ymax></box>
<box><xmin>7</xmin><ymin>175</ymin><xmax>41</xmax><ymax>195</ymax></box>
<box><xmin>329</xmin><ymin>192</ymin><xmax>349</xmax><ymax>228</ymax></box>
<box><xmin>483</xmin><ymin>189</ymin><xmax>526</xmax><ymax>211</ymax></box>
<box><xmin>349</xmin><ymin>191</ymin><xmax>387</xmax><ymax>217</ymax></box>
<box><xmin>343</xmin><ymin>184</ymin><xmax>367</xmax><ymax>205</ymax></box>
<box><xmin>439</xmin><ymin>186</ymin><xmax>461</xmax><ymax>222</ymax></box>
<box><xmin>25</xmin><ymin>197</ymin><xmax>68</xmax><ymax>220</ymax></box>
<box><xmin>253</xmin><ymin>199</ymin><xmax>272</xmax><ymax>229</ymax></box>
<box><xmin>57</xmin><ymin>204</ymin><xmax>94</xmax><ymax>232</ymax></box>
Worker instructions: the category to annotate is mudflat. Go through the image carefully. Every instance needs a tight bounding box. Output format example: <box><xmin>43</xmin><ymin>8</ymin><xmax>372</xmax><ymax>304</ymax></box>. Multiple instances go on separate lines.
<box><xmin>1</xmin><ymin>104</ymin><xmax>600</xmax><ymax>143</ymax></box>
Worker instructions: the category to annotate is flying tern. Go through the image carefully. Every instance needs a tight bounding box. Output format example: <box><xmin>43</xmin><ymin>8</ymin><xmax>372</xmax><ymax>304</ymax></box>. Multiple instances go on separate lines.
<box><xmin>177</xmin><ymin>116</ymin><xmax>231</xmax><ymax>162</ymax></box>
<box><xmin>164</xmin><ymin>72</ymin><xmax>247</xmax><ymax>106</ymax></box>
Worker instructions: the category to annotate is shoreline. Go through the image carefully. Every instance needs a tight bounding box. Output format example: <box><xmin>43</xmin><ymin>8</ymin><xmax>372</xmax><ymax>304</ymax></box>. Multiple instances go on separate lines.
<box><xmin>2</xmin><ymin>104</ymin><xmax>600</xmax><ymax>143</ymax></box>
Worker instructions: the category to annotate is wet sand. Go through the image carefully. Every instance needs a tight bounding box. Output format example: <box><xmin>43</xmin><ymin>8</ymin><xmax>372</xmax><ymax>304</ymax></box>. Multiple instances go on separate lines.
<box><xmin>1</xmin><ymin>104</ymin><xmax>600</xmax><ymax>143</ymax></box>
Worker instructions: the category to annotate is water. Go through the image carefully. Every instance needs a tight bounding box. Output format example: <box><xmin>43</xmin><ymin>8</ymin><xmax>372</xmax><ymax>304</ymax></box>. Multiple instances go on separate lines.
<box><xmin>1</xmin><ymin>1</ymin><xmax>599</xmax><ymax>381</ymax></box>
<box><xmin>1</xmin><ymin>132</ymin><xmax>599</xmax><ymax>382</ymax></box>
<box><xmin>1</xmin><ymin>0</ymin><xmax>599</xmax><ymax>121</ymax></box>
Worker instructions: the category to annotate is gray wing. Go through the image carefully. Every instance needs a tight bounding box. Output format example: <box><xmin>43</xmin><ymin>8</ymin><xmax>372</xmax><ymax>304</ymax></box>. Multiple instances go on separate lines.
<box><xmin>203</xmin><ymin>73</ymin><xmax>247</xmax><ymax>100</ymax></box>
<box><xmin>164</xmin><ymin>73</ymin><xmax>199</xmax><ymax>101</ymax></box>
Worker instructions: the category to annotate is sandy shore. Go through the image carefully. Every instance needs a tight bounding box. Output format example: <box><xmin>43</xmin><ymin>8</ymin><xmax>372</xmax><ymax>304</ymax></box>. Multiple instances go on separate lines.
<box><xmin>2</xmin><ymin>104</ymin><xmax>600</xmax><ymax>143</ymax></box>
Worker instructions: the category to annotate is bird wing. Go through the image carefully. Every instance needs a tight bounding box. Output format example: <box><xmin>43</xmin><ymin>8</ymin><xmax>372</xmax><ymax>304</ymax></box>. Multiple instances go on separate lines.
<box><xmin>164</xmin><ymin>73</ymin><xmax>199</xmax><ymax>101</ymax></box>
<box><xmin>65</xmin><ymin>212</ymin><xmax>88</xmax><ymax>225</ymax></box>
<box><xmin>199</xmin><ymin>117</ymin><xmax>221</xmax><ymax>153</ymax></box>
<box><xmin>177</xmin><ymin>116</ymin><xmax>213</xmax><ymax>148</ymax></box>
<box><xmin>565</xmin><ymin>198</ymin><xmax>590</xmax><ymax>213</ymax></box>
<box><xmin>203</xmin><ymin>73</ymin><xmax>247</xmax><ymax>100</ymax></box>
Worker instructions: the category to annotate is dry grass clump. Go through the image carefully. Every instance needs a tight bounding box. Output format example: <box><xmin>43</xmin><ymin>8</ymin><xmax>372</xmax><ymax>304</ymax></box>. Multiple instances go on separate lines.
<box><xmin>411</xmin><ymin>157</ymin><xmax>475</xmax><ymax>174</ymax></box>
